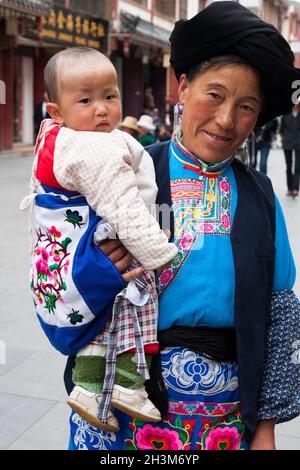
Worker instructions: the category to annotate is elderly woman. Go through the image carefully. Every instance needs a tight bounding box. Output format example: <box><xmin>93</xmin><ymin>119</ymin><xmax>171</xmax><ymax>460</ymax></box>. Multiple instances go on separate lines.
<box><xmin>65</xmin><ymin>2</ymin><xmax>300</xmax><ymax>450</ymax></box>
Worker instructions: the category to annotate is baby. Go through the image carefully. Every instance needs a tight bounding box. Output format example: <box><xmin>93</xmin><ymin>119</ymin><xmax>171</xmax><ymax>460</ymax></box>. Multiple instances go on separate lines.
<box><xmin>26</xmin><ymin>47</ymin><xmax>177</xmax><ymax>432</ymax></box>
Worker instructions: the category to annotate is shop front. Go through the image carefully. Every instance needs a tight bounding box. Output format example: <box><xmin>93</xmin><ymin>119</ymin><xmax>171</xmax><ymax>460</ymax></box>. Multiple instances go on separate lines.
<box><xmin>111</xmin><ymin>10</ymin><xmax>170</xmax><ymax>121</ymax></box>
<box><xmin>0</xmin><ymin>1</ymin><xmax>108</xmax><ymax>150</ymax></box>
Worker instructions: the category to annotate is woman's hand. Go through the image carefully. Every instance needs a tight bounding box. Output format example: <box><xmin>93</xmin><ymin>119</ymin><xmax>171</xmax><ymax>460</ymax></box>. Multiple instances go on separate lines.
<box><xmin>249</xmin><ymin>419</ymin><xmax>276</xmax><ymax>450</ymax></box>
<box><xmin>99</xmin><ymin>239</ymin><xmax>143</xmax><ymax>282</ymax></box>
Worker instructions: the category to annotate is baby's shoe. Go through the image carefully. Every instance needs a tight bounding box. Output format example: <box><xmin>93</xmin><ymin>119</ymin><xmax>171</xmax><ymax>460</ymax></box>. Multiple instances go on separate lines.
<box><xmin>111</xmin><ymin>384</ymin><xmax>161</xmax><ymax>422</ymax></box>
<box><xmin>67</xmin><ymin>386</ymin><xmax>119</xmax><ymax>432</ymax></box>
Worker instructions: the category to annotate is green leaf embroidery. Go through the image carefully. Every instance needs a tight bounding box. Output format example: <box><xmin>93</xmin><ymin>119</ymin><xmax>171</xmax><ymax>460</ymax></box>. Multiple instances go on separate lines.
<box><xmin>49</xmin><ymin>263</ymin><xmax>59</xmax><ymax>272</ymax></box>
<box><xmin>61</xmin><ymin>237</ymin><xmax>72</xmax><ymax>249</ymax></box>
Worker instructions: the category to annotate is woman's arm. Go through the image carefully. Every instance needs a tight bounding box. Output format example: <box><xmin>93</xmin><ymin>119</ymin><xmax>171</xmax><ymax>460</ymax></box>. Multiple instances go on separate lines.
<box><xmin>100</xmin><ymin>239</ymin><xmax>143</xmax><ymax>282</ymax></box>
<box><xmin>250</xmin><ymin>419</ymin><xmax>276</xmax><ymax>450</ymax></box>
<box><xmin>256</xmin><ymin>197</ymin><xmax>300</xmax><ymax>443</ymax></box>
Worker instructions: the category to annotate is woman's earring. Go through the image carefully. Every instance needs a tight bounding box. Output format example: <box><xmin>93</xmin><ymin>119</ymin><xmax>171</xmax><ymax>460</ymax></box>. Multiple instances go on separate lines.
<box><xmin>173</xmin><ymin>103</ymin><xmax>183</xmax><ymax>132</ymax></box>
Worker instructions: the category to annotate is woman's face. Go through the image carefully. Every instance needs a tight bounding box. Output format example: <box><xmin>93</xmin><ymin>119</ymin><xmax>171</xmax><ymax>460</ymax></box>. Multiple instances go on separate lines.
<box><xmin>178</xmin><ymin>65</ymin><xmax>262</xmax><ymax>162</ymax></box>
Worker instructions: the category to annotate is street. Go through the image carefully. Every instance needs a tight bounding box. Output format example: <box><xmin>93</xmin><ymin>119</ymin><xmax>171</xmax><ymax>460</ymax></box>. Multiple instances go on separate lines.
<box><xmin>0</xmin><ymin>146</ymin><xmax>300</xmax><ymax>449</ymax></box>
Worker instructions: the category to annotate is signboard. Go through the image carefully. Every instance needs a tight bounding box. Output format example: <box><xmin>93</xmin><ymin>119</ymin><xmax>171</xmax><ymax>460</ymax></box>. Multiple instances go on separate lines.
<box><xmin>40</xmin><ymin>5</ymin><xmax>108</xmax><ymax>51</ymax></box>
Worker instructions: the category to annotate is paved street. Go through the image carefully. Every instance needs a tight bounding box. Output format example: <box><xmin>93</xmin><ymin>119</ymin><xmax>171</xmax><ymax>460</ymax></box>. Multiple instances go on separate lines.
<box><xmin>0</xmin><ymin>146</ymin><xmax>300</xmax><ymax>450</ymax></box>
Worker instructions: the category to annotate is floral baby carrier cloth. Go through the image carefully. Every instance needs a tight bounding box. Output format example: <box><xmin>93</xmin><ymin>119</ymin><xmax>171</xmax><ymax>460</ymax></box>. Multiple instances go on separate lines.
<box><xmin>21</xmin><ymin>120</ymin><xmax>158</xmax><ymax>365</ymax></box>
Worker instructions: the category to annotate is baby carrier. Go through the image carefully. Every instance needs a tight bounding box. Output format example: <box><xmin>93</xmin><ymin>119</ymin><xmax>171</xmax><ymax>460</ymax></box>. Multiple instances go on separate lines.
<box><xmin>21</xmin><ymin>120</ymin><xmax>126</xmax><ymax>355</ymax></box>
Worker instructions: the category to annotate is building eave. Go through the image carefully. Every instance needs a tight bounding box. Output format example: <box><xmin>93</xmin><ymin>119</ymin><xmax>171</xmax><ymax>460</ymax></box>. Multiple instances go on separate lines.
<box><xmin>0</xmin><ymin>0</ymin><xmax>50</xmax><ymax>17</ymax></box>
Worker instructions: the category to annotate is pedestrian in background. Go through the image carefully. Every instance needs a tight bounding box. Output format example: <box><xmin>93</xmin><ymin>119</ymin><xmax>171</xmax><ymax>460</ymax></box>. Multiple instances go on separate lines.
<box><xmin>280</xmin><ymin>102</ymin><xmax>300</xmax><ymax>197</ymax></box>
<box><xmin>255</xmin><ymin>119</ymin><xmax>278</xmax><ymax>174</ymax></box>
<box><xmin>33</xmin><ymin>91</ymin><xmax>50</xmax><ymax>139</ymax></box>
<box><xmin>136</xmin><ymin>115</ymin><xmax>156</xmax><ymax>146</ymax></box>
<box><xmin>119</xmin><ymin>116</ymin><xmax>139</xmax><ymax>140</ymax></box>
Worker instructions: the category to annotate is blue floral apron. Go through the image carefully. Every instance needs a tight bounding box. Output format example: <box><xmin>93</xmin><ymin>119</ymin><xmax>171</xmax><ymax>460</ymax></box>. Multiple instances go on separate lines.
<box><xmin>68</xmin><ymin>347</ymin><xmax>248</xmax><ymax>450</ymax></box>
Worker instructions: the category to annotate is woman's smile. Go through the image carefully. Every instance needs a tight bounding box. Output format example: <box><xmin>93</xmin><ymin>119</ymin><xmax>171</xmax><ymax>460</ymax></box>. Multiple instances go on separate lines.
<box><xmin>201</xmin><ymin>129</ymin><xmax>233</xmax><ymax>145</ymax></box>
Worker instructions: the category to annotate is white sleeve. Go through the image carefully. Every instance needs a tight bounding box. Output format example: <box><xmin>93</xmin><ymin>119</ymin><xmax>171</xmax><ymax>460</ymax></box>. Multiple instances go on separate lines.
<box><xmin>53</xmin><ymin>128</ymin><xmax>177</xmax><ymax>269</ymax></box>
<box><xmin>113</xmin><ymin>129</ymin><xmax>158</xmax><ymax>207</ymax></box>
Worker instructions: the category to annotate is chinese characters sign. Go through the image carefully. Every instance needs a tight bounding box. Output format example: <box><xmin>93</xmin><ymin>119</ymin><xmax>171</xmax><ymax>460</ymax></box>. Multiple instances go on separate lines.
<box><xmin>41</xmin><ymin>5</ymin><xmax>108</xmax><ymax>51</ymax></box>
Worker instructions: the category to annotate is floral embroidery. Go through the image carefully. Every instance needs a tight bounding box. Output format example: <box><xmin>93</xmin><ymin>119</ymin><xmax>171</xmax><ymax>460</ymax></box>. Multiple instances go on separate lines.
<box><xmin>69</xmin><ymin>349</ymin><xmax>248</xmax><ymax>451</ymax></box>
<box><xmin>49</xmin><ymin>226</ymin><xmax>62</xmax><ymax>238</ymax></box>
<box><xmin>64</xmin><ymin>209</ymin><xmax>85</xmax><ymax>228</ymax></box>
<box><xmin>168</xmin><ymin>400</ymin><xmax>239</xmax><ymax>417</ymax></box>
<box><xmin>31</xmin><ymin>226</ymin><xmax>74</xmax><ymax>319</ymax></box>
<box><xmin>159</xmin><ymin>269</ymin><xmax>174</xmax><ymax>286</ymax></box>
<box><xmin>71</xmin><ymin>413</ymin><xmax>117</xmax><ymax>450</ymax></box>
<box><xmin>198</xmin><ymin>411</ymin><xmax>246</xmax><ymax>450</ymax></box>
<box><xmin>171</xmin><ymin>176</ymin><xmax>232</xmax><ymax>238</ymax></box>
<box><xmin>180</xmin><ymin>233</ymin><xmax>193</xmax><ymax>250</ymax></box>
<box><xmin>124</xmin><ymin>419</ymin><xmax>191</xmax><ymax>450</ymax></box>
<box><xmin>157</xmin><ymin>224</ymin><xmax>196</xmax><ymax>296</ymax></box>
<box><xmin>161</xmin><ymin>348</ymin><xmax>238</xmax><ymax>395</ymax></box>
<box><xmin>203</xmin><ymin>425</ymin><xmax>241</xmax><ymax>450</ymax></box>
<box><xmin>157</xmin><ymin>175</ymin><xmax>232</xmax><ymax>295</ymax></box>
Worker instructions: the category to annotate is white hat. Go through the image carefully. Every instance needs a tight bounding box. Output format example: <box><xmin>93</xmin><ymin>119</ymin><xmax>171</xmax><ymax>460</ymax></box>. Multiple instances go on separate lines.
<box><xmin>120</xmin><ymin>116</ymin><xmax>139</xmax><ymax>131</ymax></box>
<box><xmin>136</xmin><ymin>114</ymin><xmax>156</xmax><ymax>131</ymax></box>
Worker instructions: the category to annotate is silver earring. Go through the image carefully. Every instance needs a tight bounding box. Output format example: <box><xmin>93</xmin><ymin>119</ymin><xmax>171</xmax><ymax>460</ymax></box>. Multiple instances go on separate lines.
<box><xmin>173</xmin><ymin>103</ymin><xmax>183</xmax><ymax>132</ymax></box>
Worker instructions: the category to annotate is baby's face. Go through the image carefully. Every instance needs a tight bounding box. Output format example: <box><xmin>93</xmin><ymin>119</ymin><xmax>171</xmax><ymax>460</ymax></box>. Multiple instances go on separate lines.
<box><xmin>57</xmin><ymin>61</ymin><xmax>121</xmax><ymax>132</ymax></box>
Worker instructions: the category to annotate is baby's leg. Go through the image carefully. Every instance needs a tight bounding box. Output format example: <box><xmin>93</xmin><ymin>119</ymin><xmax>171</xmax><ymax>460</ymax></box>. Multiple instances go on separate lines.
<box><xmin>72</xmin><ymin>354</ymin><xmax>106</xmax><ymax>393</ymax></box>
<box><xmin>68</xmin><ymin>346</ymin><xmax>119</xmax><ymax>431</ymax></box>
<box><xmin>111</xmin><ymin>352</ymin><xmax>161</xmax><ymax>422</ymax></box>
<box><xmin>114</xmin><ymin>351</ymin><xmax>152</xmax><ymax>389</ymax></box>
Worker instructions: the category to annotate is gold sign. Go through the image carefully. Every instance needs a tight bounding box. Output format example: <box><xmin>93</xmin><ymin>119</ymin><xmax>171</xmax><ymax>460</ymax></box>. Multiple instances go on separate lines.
<box><xmin>41</xmin><ymin>5</ymin><xmax>108</xmax><ymax>51</ymax></box>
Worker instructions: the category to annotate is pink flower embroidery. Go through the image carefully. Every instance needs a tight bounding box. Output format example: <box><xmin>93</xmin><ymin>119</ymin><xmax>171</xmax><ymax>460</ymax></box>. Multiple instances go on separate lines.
<box><xmin>180</xmin><ymin>234</ymin><xmax>193</xmax><ymax>251</ymax></box>
<box><xmin>159</xmin><ymin>269</ymin><xmax>173</xmax><ymax>286</ymax></box>
<box><xmin>203</xmin><ymin>223</ymin><xmax>214</xmax><ymax>233</ymax></box>
<box><xmin>36</xmin><ymin>248</ymin><xmax>50</xmax><ymax>274</ymax></box>
<box><xmin>136</xmin><ymin>424</ymin><xmax>183</xmax><ymax>450</ymax></box>
<box><xmin>49</xmin><ymin>226</ymin><xmax>61</xmax><ymax>238</ymax></box>
<box><xmin>220</xmin><ymin>179</ymin><xmax>230</xmax><ymax>193</ymax></box>
<box><xmin>221</xmin><ymin>214</ymin><xmax>230</xmax><ymax>230</ymax></box>
<box><xmin>204</xmin><ymin>426</ymin><xmax>241</xmax><ymax>450</ymax></box>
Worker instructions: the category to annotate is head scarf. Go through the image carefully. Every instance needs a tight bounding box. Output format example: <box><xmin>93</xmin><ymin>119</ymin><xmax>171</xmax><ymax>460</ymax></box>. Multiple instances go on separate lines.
<box><xmin>169</xmin><ymin>1</ymin><xmax>300</xmax><ymax>125</ymax></box>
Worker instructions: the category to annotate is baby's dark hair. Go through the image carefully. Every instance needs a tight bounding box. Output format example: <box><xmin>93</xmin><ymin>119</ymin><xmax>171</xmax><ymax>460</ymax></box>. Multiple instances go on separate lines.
<box><xmin>44</xmin><ymin>47</ymin><xmax>108</xmax><ymax>102</ymax></box>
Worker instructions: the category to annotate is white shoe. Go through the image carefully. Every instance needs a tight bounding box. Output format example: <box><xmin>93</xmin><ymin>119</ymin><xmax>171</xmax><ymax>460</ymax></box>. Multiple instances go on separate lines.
<box><xmin>67</xmin><ymin>386</ymin><xmax>119</xmax><ymax>432</ymax></box>
<box><xmin>111</xmin><ymin>385</ymin><xmax>161</xmax><ymax>422</ymax></box>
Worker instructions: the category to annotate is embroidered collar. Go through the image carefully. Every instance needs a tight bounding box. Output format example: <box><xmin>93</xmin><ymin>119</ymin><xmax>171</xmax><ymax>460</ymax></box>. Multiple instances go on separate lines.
<box><xmin>171</xmin><ymin>129</ymin><xmax>235</xmax><ymax>178</ymax></box>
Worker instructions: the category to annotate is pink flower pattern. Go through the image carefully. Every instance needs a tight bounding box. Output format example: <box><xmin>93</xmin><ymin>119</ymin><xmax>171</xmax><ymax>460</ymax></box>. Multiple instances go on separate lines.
<box><xmin>204</xmin><ymin>426</ymin><xmax>241</xmax><ymax>450</ymax></box>
<box><xmin>135</xmin><ymin>424</ymin><xmax>184</xmax><ymax>450</ymax></box>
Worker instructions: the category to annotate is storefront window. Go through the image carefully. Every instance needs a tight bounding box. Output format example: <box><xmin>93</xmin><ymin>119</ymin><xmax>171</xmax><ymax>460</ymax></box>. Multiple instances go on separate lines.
<box><xmin>154</xmin><ymin>0</ymin><xmax>175</xmax><ymax>19</ymax></box>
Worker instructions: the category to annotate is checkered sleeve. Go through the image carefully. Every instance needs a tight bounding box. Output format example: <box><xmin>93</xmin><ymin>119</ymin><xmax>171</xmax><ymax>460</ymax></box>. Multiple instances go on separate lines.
<box><xmin>53</xmin><ymin>128</ymin><xmax>177</xmax><ymax>269</ymax></box>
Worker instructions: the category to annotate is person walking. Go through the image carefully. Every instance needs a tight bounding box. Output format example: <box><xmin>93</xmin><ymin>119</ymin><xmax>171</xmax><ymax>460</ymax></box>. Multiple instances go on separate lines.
<box><xmin>255</xmin><ymin>119</ymin><xmax>278</xmax><ymax>174</ymax></box>
<box><xmin>280</xmin><ymin>103</ymin><xmax>300</xmax><ymax>197</ymax></box>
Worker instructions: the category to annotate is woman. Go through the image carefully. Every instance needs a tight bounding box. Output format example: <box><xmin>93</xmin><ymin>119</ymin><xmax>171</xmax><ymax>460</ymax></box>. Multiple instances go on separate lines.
<box><xmin>65</xmin><ymin>2</ymin><xmax>300</xmax><ymax>450</ymax></box>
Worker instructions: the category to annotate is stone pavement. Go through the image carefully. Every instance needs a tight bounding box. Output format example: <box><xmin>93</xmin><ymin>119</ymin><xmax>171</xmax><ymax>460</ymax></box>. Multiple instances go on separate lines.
<box><xmin>0</xmin><ymin>146</ymin><xmax>300</xmax><ymax>450</ymax></box>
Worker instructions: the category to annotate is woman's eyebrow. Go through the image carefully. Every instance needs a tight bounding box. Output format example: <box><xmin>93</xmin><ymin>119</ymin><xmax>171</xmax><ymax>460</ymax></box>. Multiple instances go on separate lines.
<box><xmin>206</xmin><ymin>82</ymin><xmax>260</xmax><ymax>103</ymax></box>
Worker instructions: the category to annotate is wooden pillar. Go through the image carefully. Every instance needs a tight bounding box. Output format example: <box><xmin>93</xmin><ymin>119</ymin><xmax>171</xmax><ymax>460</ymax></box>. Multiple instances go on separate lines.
<box><xmin>34</xmin><ymin>53</ymin><xmax>48</xmax><ymax>105</ymax></box>
<box><xmin>3</xmin><ymin>48</ymin><xmax>14</xmax><ymax>149</ymax></box>
<box><xmin>0</xmin><ymin>47</ymin><xmax>13</xmax><ymax>150</ymax></box>
<box><xmin>0</xmin><ymin>49</ymin><xmax>4</xmax><ymax>151</ymax></box>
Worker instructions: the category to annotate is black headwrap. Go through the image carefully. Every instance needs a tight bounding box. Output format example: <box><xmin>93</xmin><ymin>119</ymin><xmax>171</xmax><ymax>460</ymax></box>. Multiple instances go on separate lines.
<box><xmin>170</xmin><ymin>1</ymin><xmax>300</xmax><ymax>125</ymax></box>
